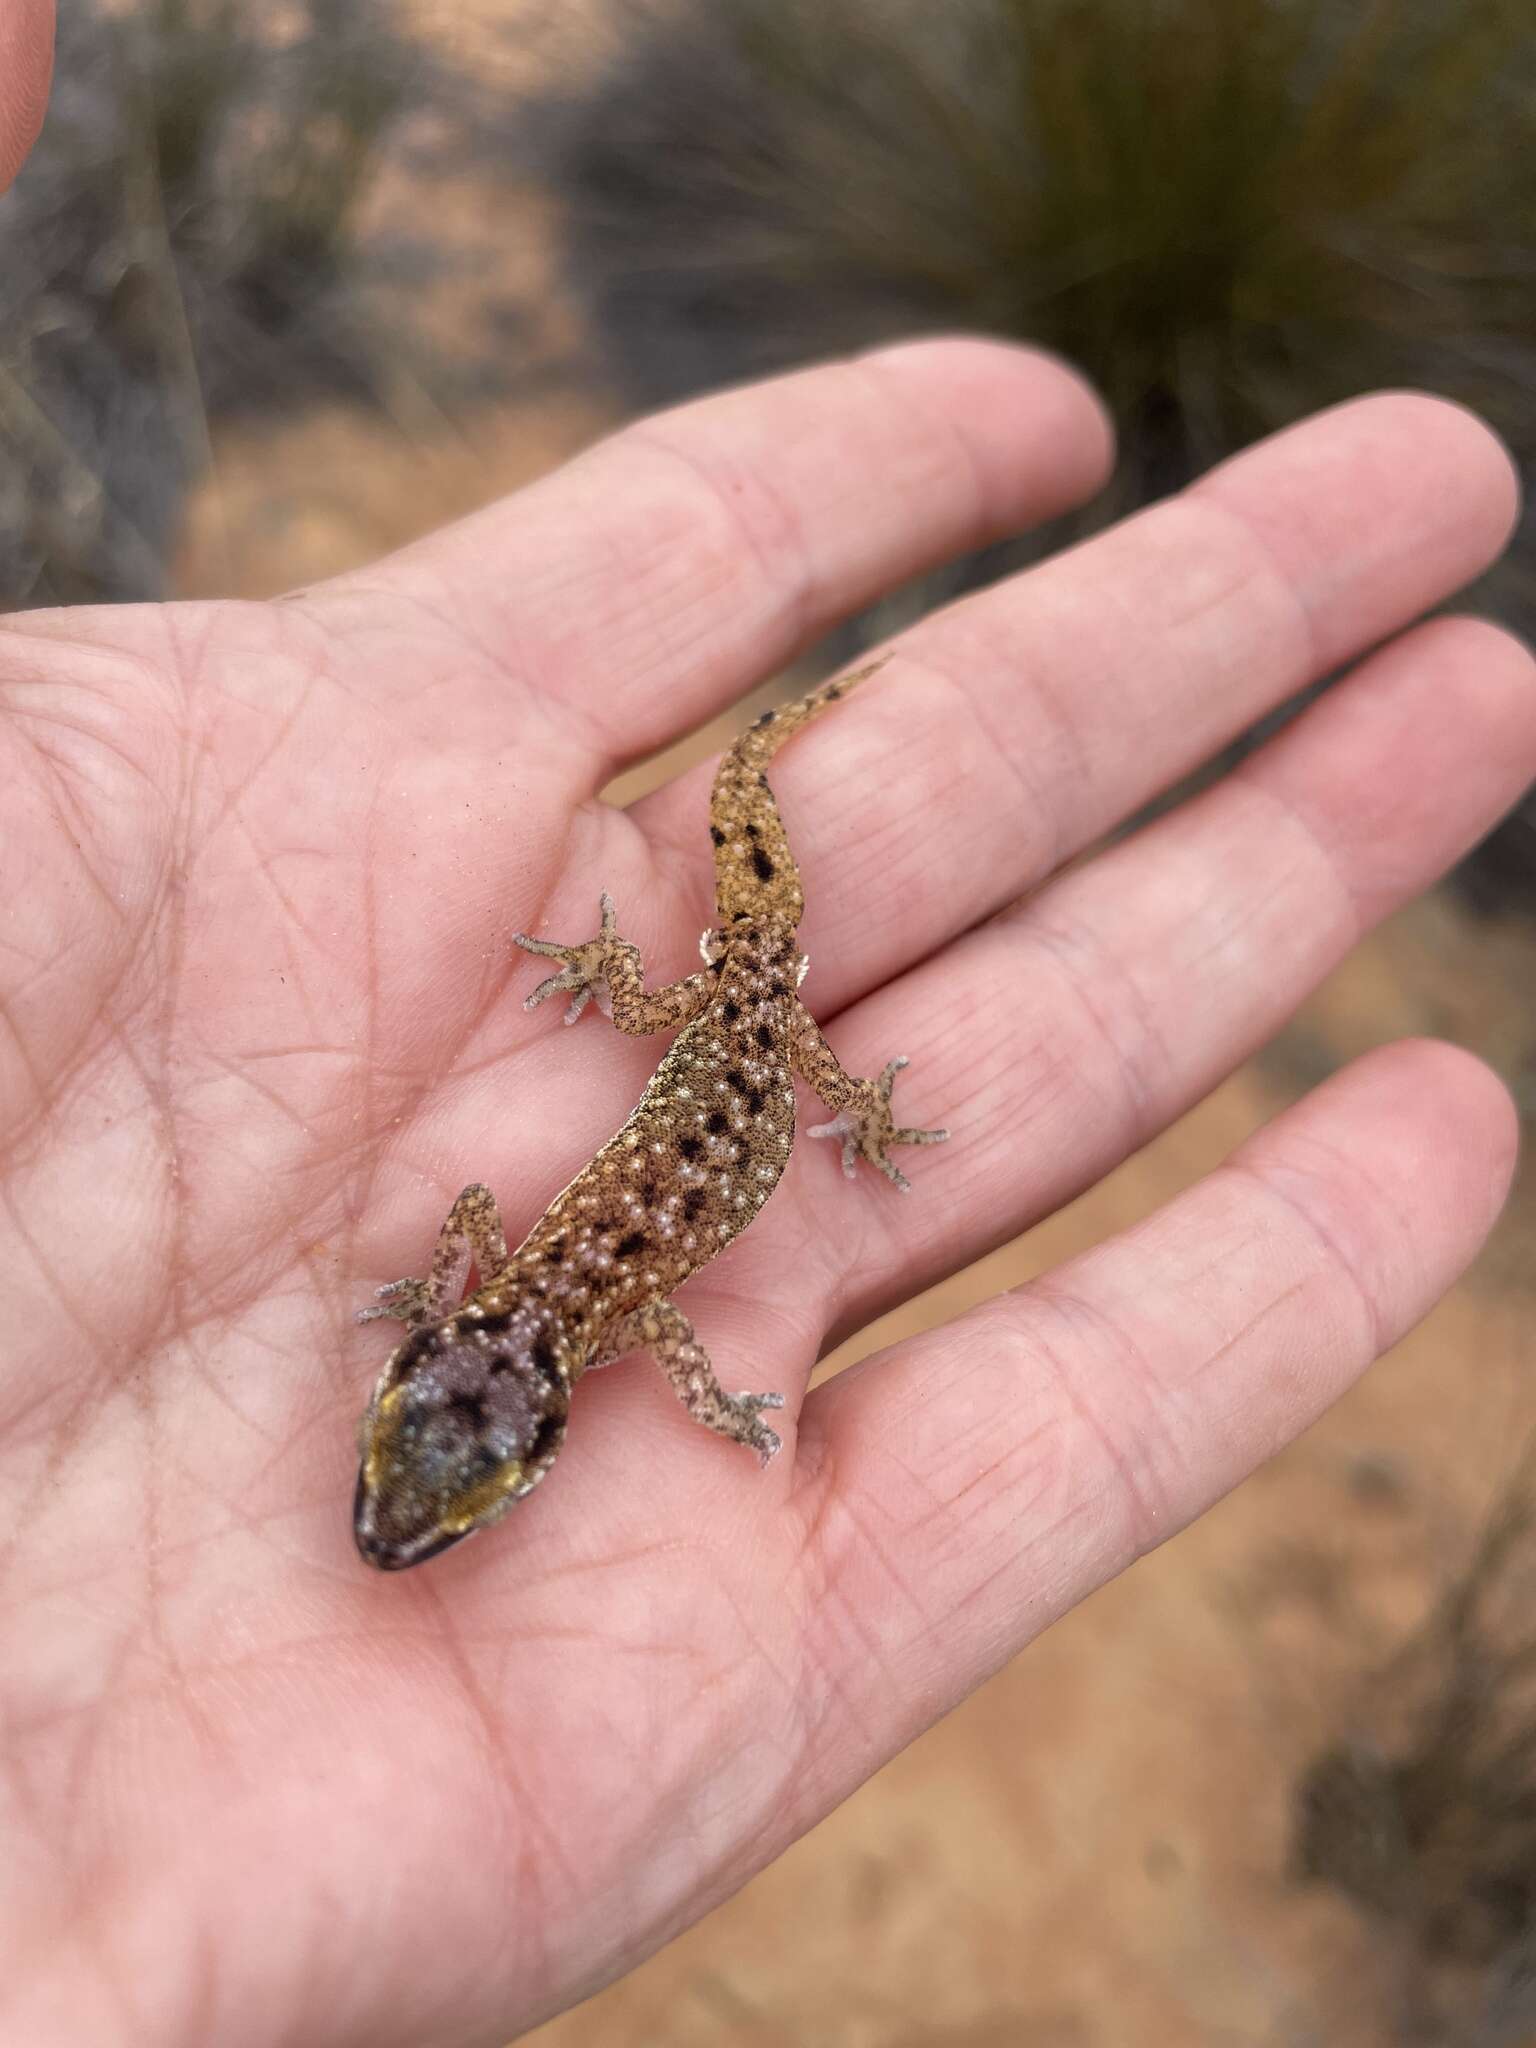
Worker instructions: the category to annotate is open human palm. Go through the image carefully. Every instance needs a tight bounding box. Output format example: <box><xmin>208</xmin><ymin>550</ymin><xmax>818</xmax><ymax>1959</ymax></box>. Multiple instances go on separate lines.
<box><xmin>2</xmin><ymin>332</ymin><xmax>1533</xmax><ymax>2047</ymax></box>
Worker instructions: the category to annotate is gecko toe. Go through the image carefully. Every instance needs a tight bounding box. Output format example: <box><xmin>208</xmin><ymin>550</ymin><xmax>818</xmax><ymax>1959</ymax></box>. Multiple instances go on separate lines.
<box><xmin>808</xmin><ymin>1076</ymin><xmax>946</xmax><ymax>1190</ymax></box>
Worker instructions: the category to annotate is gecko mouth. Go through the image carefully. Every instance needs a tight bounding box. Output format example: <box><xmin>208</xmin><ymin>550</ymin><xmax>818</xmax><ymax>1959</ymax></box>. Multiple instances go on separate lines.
<box><xmin>352</xmin><ymin>1473</ymin><xmax>478</xmax><ymax>1572</ymax></box>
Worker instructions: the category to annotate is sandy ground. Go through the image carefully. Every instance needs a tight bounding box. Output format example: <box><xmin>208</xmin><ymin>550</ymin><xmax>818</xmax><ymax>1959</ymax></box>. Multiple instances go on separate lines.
<box><xmin>166</xmin><ymin>51</ymin><xmax>1536</xmax><ymax>2044</ymax></box>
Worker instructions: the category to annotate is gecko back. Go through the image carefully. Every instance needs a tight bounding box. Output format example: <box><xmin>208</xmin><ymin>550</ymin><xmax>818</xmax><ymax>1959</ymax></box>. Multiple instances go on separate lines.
<box><xmin>353</xmin><ymin>653</ymin><xmax>950</xmax><ymax>1571</ymax></box>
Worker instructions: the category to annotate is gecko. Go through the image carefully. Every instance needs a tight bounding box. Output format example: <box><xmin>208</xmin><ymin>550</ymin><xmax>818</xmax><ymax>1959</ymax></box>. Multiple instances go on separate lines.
<box><xmin>352</xmin><ymin>661</ymin><xmax>947</xmax><ymax>1570</ymax></box>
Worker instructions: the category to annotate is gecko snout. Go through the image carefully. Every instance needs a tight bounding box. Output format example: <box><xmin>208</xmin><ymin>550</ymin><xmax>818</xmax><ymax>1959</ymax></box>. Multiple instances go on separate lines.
<box><xmin>353</xmin><ymin>1320</ymin><xmax>571</xmax><ymax>1570</ymax></box>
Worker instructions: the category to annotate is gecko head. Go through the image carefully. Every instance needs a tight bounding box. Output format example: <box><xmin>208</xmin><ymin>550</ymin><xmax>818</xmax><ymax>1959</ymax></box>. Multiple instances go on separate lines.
<box><xmin>353</xmin><ymin>1309</ymin><xmax>572</xmax><ymax>1571</ymax></box>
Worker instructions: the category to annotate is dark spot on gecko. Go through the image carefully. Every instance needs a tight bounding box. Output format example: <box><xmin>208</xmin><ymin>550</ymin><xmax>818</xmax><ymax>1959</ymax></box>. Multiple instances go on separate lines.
<box><xmin>722</xmin><ymin>1000</ymin><xmax>740</xmax><ymax>1022</ymax></box>
<box><xmin>710</xmin><ymin>826</ymin><xmax>726</xmax><ymax>846</ymax></box>
<box><xmin>529</xmin><ymin>1409</ymin><xmax>565</xmax><ymax>1464</ymax></box>
<box><xmin>725</xmin><ymin>1067</ymin><xmax>748</xmax><ymax>1093</ymax></box>
<box><xmin>826</xmin><ymin>682</ymin><xmax>843</xmax><ymax>700</ymax></box>
<box><xmin>475</xmin><ymin>1310</ymin><xmax>512</xmax><ymax>1338</ymax></box>
<box><xmin>746</xmin><ymin>1089</ymin><xmax>767</xmax><ymax>1116</ymax></box>
<box><xmin>745</xmin><ymin>822</ymin><xmax>760</xmax><ymax>839</ymax></box>
<box><xmin>769</xmin><ymin>979</ymin><xmax>788</xmax><ymax>998</ymax></box>
<box><xmin>682</xmin><ymin>1188</ymin><xmax>707</xmax><ymax>1220</ymax></box>
<box><xmin>450</xmin><ymin>1391</ymin><xmax>489</xmax><ymax>1427</ymax></box>
<box><xmin>544</xmin><ymin>1242</ymin><xmax>564</xmax><ymax>1264</ymax></box>
<box><xmin>529</xmin><ymin>1336</ymin><xmax>560</xmax><ymax>1383</ymax></box>
<box><xmin>709</xmin><ymin>955</ymin><xmax>726</xmax><ymax>972</ymax></box>
<box><xmin>678</xmin><ymin>1135</ymin><xmax>704</xmax><ymax>1161</ymax></box>
<box><xmin>614</xmin><ymin>1230</ymin><xmax>648</xmax><ymax>1259</ymax></box>
<box><xmin>751</xmin><ymin>848</ymin><xmax>776</xmax><ymax>882</ymax></box>
<box><xmin>755</xmin><ymin>1024</ymin><xmax>773</xmax><ymax>1050</ymax></box>
<box><xmin>754</xmin><ymin>708</ymin><xmax>776</xmax><ymax>726</ymax></box>
<box><xmin>706</xmin><ymin>1110</ymin><xmax>730</xmax><ymax>1135</ymax></box>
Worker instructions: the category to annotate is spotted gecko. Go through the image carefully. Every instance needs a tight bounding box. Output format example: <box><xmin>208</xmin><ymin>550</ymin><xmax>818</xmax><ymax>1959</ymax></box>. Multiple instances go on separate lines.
<box><xmin>353</xmin><ymin>662</ymin><xmax>947</xmax><ymax>1569</ymax></box>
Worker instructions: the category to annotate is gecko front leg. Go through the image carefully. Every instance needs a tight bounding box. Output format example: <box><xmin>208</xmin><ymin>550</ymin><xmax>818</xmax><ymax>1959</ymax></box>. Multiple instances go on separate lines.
<box><xmin>357</xmin><ymin>1181</ymin><xmax>508</xmax><ymax>1327</ymax></box>
<box><xmin>594</xmin><ymin>1298</ymin><xmax>786</xmax><ymax>1464</ymax></box>
<box><xmin>514</xmin><ymin>891</ymin><xmax>716</xmax><ymax>1033</ymax></box>
<box><xmin>791</xmin><ymin>1007</ymin><xmax>949</xmax><ymax>1192</ymax></box>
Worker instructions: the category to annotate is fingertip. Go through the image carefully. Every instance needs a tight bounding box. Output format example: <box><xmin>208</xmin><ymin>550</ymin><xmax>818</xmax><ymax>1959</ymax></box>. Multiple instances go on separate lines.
<box><xmin>856</xmin><ymin>334</ymin><xmax>1117</xmax><ymax>523</ymax></box>
<box><xmin>1245</xmin><ymin>1038</ymin><xmax>1519</xmax><ymax>1349</ymax></box>
<box><xmin>1370</xmin><ymin>1035</ymin><xmax>1521</xmax><ymax>1223</ymax></box>
<box><xmin>1418</xmin><ymin>611</ymin><xmax>1536</xmax><ymax>751</ymax></box>
<box><xmin>1355</xmin><ymin>390</ymin><xmax>1523</xmax><ymax>551</ymax></box>
<box><xmin>1332</xmin><ymin>389</ymin><xmax>1516</xmax><ymax>552</ymax></box>
<box><xmin>1194</xmin><ymin>389</ymin><xmax>1524</xmax><ymax>675</ymax></box>
<box><xmin>1234</xmin><ymin>389</ymin><xmax>1521</xmax><ymax>538</ymax></box>
<box><xmin>1420</xmin><ymin>608</ymin><xmax>1536</xmax><ymax>674</ymax></box>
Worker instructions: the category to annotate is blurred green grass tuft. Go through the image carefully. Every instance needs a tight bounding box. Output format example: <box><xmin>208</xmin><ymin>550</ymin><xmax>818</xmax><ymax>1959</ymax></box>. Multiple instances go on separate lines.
<box><xmin>549</xmin><ymin>0</ymin><xmax>1536</xmax><ymax>905</ymax></box>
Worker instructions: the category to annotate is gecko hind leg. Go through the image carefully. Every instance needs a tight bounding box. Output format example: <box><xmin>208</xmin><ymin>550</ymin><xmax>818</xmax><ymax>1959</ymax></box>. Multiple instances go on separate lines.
<box><xmin>357</xmin><ymin>1182</ymin><xmax>508</xmax><ymax>1328</ymax></box>
<box><xmin>594</xmin><ymin>1299</ymin><xmax>785</xmax><ymax>1464</ymax></box>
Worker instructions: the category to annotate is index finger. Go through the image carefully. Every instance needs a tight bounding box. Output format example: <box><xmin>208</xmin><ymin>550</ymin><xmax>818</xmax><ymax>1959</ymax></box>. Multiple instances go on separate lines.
<box><xmin>0</xmin><ymin>0</ymin><xmax>51</xmax><ymax>192</ymax></box>
<box><xmin>316</xmin><ymin>339</ymin><xmax>1114</xmax><ymax>770</ymax></box>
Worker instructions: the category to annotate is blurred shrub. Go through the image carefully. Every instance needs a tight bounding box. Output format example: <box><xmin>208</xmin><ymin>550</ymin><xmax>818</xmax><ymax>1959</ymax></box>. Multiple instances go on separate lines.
<box><xmin>0</xmin><ymin>0</ymin><xmax>460</xmax><ymax>607</ymax></box>
<box><xmin>1295</xmin><ymin>1444</ymin><xmax>1536</xmax><ymax>2040</ymax></box>
<box><xmin>549</xmin><ymin>0</ymin><xmax>1536</xmax><ymax>904</ymax></box>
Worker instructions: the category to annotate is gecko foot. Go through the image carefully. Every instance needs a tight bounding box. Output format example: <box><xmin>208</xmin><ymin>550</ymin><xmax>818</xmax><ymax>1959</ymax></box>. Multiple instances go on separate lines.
<box><xmin>513</xmin><ymin>890</ymin><xmax>630</xmax><ymax>1025</ymax></box>
<box><xmin>723</xmin><ymin>1389</ymin><xmax>787</xmax><ymax>1465</ymax></box>
<box><xmin>356</xmin><ymin>1275</ymin><xmax>437</xmax><ymax>1327</ymax></box>
<box><xmin>807</xmin><ymin>1056</ymin><xmax>949</xmax><ymax>1193</ymax></box>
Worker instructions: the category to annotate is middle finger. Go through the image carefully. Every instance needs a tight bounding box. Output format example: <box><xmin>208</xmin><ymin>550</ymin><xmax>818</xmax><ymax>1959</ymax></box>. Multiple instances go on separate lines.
<box><xmin>633</xmin><ymin>392</ymin><xmax>1517</xmax><ymax>1015</ymax></box>
<box><xmin>762</xmin><ymin>609</ymin><xmax>1536</xmax><ymax>1357</ymax></box>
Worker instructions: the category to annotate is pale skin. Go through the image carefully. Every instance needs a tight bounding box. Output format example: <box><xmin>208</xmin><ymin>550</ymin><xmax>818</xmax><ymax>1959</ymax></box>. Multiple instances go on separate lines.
<box><xmin>2</xmin><ymin>27</ymin><xmax>1535</xmax><ymax>2043</ymax></box>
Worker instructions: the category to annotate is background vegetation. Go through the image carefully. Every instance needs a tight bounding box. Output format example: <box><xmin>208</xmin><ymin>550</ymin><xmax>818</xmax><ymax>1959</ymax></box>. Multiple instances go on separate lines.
<box><xmin>549</xmin><ymin>0</ymin><xmax>1536</xmax><ymax>904</ymax></box>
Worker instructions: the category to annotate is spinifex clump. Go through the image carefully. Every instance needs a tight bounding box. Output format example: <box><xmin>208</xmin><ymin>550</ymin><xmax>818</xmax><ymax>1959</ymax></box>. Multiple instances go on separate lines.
<box><xmin>546</xmin><ymin>0</ymin><xmax>1536</xmax><ymax>907</ymax></box>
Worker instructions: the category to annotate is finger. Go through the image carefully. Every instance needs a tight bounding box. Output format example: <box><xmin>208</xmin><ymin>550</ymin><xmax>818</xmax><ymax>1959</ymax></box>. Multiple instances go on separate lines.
<box><xmin>793</xmin><ymin>1040</ymin><xmax>1516</xmax><ymax>1742</ymax></box>
<box><xmin>753</xmin><ymin>610</ymin><xmax>1535</xmax><ymax>1351</ymax></box>
<box><xmin>633</xmin><ymin>392</ymin><xmax>1520</xmax><ymax>1012</ymax></box>
<box><xmin>422</xmin><ymin>610</ymin><xmax>1534</xmax><ymax>1379</ymax></box>
<box><xmin>309</xmin><ymin>338</ymin><xmax>1113</xmax><ymax>765</ymax></box>
<box><xmin>0</xmin><ymin>0</ymin><xmax>51</xmax><ymax>192</ymax></box>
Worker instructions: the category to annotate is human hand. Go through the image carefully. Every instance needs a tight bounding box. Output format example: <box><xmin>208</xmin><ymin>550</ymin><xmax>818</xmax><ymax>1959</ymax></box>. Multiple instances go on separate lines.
<box><xmin>2</xmin><ymin>320</ymin><xmax>1531</xmax><ymax>2043</ymax></box>
<box><xmin>0</xmin><ymin>0</ymin><xmax>50</xmax><ymax>196</ymax></box>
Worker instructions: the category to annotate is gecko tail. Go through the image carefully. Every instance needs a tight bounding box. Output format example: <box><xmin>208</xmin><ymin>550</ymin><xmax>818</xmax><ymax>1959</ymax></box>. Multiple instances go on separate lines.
<box><xmin>710</xmin><ymin>656</ymin><xmax>886</xmax><ymax>926</ymax></box>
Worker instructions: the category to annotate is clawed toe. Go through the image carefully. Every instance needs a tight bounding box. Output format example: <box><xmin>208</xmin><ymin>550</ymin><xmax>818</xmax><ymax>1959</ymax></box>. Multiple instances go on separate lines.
<box><xmin>514</xmin><ymin>892</ymin><xmax>619</xmax><ymax>1025</ymax></box>
<box><xmin>728</xmin><ymin>1388</ymin><xmax>786</xmax><ymax>1463</ymax></box>
<box><xmin>356</xmin><ymin>1276</ymin><xmax>436</xmax><ymax>1326</ymax></box>
<box><xmin>807</xmin><ymin>1056</ymin><xmax>948</xmax><ymax>1192</ymax></box>
<box><xmin>806</xmin><ymin>1109</ymin><xmax>864</xmax><ymax>1182</ymax></box>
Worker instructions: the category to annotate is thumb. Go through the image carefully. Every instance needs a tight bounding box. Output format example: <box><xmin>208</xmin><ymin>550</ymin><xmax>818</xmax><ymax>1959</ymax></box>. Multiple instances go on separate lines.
<box><xmin>0</xmin><ymin>0</ymin><xmax>52</xmax><ymax>193</ymax></box>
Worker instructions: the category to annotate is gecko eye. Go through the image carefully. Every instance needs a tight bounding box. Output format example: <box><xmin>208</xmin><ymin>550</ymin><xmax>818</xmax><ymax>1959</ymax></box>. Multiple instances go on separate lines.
<box><xmin>354</xmin><ymin>1321</ymin><xmax>570</xmax><ymax>1570</ymax></box>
